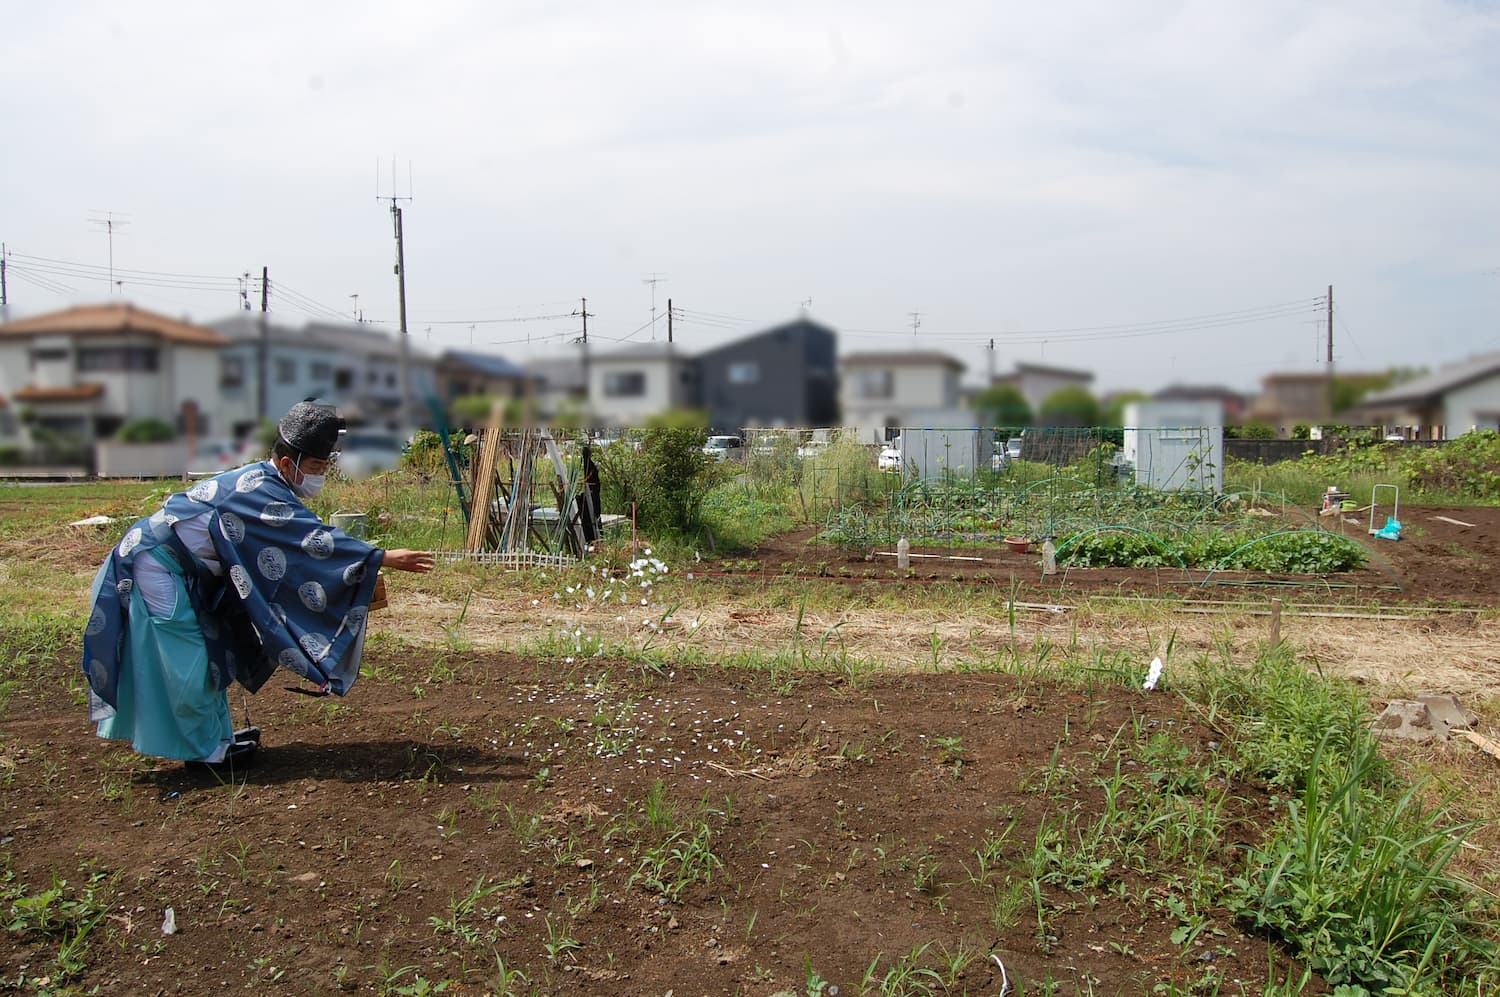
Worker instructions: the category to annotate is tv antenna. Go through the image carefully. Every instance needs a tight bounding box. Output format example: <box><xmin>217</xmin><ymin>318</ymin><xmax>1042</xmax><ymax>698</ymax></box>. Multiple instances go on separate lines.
<box><xmin>642</xmin><ymin>273</ymin><xmax>668</xmax><ymax>340</ymax></box>
<box><xmin>87</xmin><ymin>210</ymin><xmax>131</xmax><ymax>293</ymax></box>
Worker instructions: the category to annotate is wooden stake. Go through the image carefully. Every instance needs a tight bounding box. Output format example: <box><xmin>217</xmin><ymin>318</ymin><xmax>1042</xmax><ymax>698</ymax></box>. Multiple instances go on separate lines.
<box><xmin>1269</xmin><ymin>598</ymin><xmax>1283</xmax><ymax>647</ymax></box>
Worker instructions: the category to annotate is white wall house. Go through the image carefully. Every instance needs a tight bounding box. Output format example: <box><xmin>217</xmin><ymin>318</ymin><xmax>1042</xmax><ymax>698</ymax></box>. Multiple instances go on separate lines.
<box><xmin>587</xmin><ymin>344</ymin><xmax>699</xmax><ymax>429</ymax></box>
<box><xmin>840</xmin><ymin>351</ymin><xmax>965</xmax><ymax>443</ymax></box>
<box><xmin>0</xmin><ymin>303</ymin><xmax>228</xmax><ymax>453</ymax></box>
<box><xmin>990</xmin><ymin>362</ymin><xmax>1095</xmax><ymax>418</ymax></box>
<box><xmin>1358</xmin><ymin>353</ymin><xmax>1500</xmax><ymax>437</ymax></box>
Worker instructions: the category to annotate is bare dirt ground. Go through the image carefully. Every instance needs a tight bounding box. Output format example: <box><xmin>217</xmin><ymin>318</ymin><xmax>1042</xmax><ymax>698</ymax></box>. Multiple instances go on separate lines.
<box><xmin>6</xmin><ymin>653</ymin><xmax>1307</xmax><ymax>996</ymax></box>
<box><xmin>4</xmin><ymin>504</ymin><xmax>1497</xmax><ymax>995</ymax></box>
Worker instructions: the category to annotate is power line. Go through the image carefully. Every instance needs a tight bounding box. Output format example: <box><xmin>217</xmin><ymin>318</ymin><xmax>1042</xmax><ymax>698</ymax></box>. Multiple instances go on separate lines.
<box><xmin>5</xmin><ymin>264</ymin><xmax>78</xmax><ymax>297</ymax></box>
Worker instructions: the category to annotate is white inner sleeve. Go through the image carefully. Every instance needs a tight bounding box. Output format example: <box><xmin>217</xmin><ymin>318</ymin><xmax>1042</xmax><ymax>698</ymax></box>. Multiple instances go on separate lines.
<box><xmin>132</xmin><ymin>510</ymin><xmax>222</xmax><ymax>619</ymax></box>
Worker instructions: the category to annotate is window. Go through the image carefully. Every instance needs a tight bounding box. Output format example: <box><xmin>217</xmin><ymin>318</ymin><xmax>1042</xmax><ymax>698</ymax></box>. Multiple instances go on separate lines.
<box><xmin>310</xmin><ymin>362</ymin><xmax>331</xmax><ymax>382</ymax></box>
<box><xmin>335</xmin><ymin>369</ymin><xmax>354</xmax><ymax>390</ymax></box>
<box><xmin>30</xmin><ymin>348</ymin><xmax>67</xmax><ymax>368</ymax></box>
<box><xmin>385</xmin><ymin>372</ymin><xmax>397</xmax><ymax>388</ymax></box>
<box><xmin>604</xmin><ymin>371</ymin><xmax>646</xmax><ymax>397</ymax></box>
<box><xmin>854</xmin><ymin>369</ymin><xmax>894</xmax><ymax>400</ymax></box>
<box><xmin>727</xmin><ymin>362</ymin><xmax>759</xmax><ymax>385</ymax></box>
<box><xmin>275</xmin><ymin>358</ymin><xmax>296</xmax><ymax>384</ymax></box>
<box><xmin>367</xmin><ymin>370</ymin><xmax>379</xmax><ymax>384</ymax></box>
<box><xmin>221</xmin><ymin>356</ymin><xmax>245</xmax><ymax>389</ymax></box>
<box><xmin>77</xmin><ymin>346</ymin><xmax>159</xmax><ymax>372</ymax></box>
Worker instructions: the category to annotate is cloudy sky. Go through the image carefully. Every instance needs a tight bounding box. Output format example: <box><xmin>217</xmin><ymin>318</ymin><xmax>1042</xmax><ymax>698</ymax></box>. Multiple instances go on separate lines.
<box><xmin>3</xmin><ymin>1</ymin><xmax>1497</xmax><ymax>393</ymax></box>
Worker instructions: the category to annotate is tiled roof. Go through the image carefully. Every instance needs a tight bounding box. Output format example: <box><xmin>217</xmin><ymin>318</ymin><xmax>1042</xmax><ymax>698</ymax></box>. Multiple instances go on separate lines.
<box><xmin>0</xmin><ymin>303</ymin><xmax>226</xmax><ymax>346</ymax></box>
<box><xmin>15</xmin><ymin>383</ymin><xmax>106</xmax><ymax>402</ymax></box>
<box><xmin>442</xmin><ymin>350</ymin><xmax>530</xmax><ymax>379</ymax></box>
<box><xmin>842</xmin><ymin>351</ymin><xmax>965</xmax><ymax>371</ymax></box>
<box><xmin>1361</xmin><ymin>353</ymin><xmax>1500</xmax><ymax>407</ymax></box>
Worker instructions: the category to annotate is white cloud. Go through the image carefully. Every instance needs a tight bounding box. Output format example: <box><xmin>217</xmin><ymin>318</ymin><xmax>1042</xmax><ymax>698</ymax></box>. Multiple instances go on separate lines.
<box><xmin>3</xmin><ymin>0</ymin><xmax>1497</xmax><ymax>391</ymax></box>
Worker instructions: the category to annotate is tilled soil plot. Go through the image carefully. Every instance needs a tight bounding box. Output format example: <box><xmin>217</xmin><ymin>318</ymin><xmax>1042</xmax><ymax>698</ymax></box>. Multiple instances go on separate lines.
<box><xmin>2</xmin><ymin>650</ymin><xmax>1314</xmax><ymax>996</ymax></box>
<box><xmin>736</xmin><ymin>505</ymin><xmax>1500</xmax><ymax>604</ymax></box>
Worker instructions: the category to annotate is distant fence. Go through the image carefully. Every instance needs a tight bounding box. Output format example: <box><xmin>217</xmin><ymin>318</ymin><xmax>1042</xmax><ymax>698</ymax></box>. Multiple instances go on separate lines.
<box><xmin>1225</xmin><ymin>438</ymin><xmax>1446</xmax><ymax>464</ymax></box>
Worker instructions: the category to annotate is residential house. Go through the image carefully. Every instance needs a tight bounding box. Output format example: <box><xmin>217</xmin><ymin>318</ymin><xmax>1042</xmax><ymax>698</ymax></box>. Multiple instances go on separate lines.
<box><xmin>211</xmin><ymin>313</ymin><xmax>344</xmax><ymax>439</ymax></box>
<box><xmin>211</xmin><ymin>315</ymin><xmax>437</xmax><ymax>437</ymax></box>
<box><xmin>840</xmin><ymin>351</ymin><xmax>965</xmax><ymax>443</ymax></box>
<box><xmin>1245</xmin><ymin>372</ymin><xmax>1334</xmax><ymax>432</ymax></box>
<box><xmin>1354</xmin><ymin>352</ymin><xmax>1500</xmax><ymax>437</ymax></box>
<box><xmin>1151</xmin><ymin>384</ymin><xmax>1246</xmax><ymax>423</ymax></box>
<box><xmin>525</xmin><ymin>355</ymin><xmax>588</xmax><ymax>423</ymax></box>
<box><xmin>697</xmin><ymin>318</ymin><xmax>838</xmax><ymax>434</ymax></box>
<box><xmin>990</xmin><ymin>362</ymin><xmax>1095</xmax><ymax>417</ymax></box>
<box><xmin>587</xmin><ymin>344</ymin><xmax>700</xmax><ymax>430</ymax></box>
<box><xmin>300</xmin><ymin>321</ymin><xmax>436</xmax><ymax>430</ymax></box>
<box><xmin>435</xmin><ymin>350</ymin><xmax>535</xmax><ymax>408</ymax></box>
<box><xmin>0</xmin><ymin>303</ymin><xmax>227</xmax><ymax>452</ymax></box>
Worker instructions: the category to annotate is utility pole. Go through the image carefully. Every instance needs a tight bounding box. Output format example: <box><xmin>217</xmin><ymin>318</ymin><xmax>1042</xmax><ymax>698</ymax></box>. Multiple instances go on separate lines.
<box><xmin>378</xmin><ymin>161</ymin><xmax>414</xmax><ymax>428</ymax></box>
<box><xmin>1326</xmin><ymin>285</ymin><xmax>1333</xmax><ymax>365</ymax></box>
<box><xmin>1326</xmin><ymin>284</ymin><xmax>1335</xmax><ymax>420</ymax></box>
<box><xmin>258</xmin><ymin>267</ymin><xmax>270</xmax><ymax>425</ymax></box>
<box><xmin>909</xmin><ymin>311</ymin><xmax>921</xmax><ymax>347</ymax></box>
<box><xmin>1</xmin><ymin>243</ymin><xmax>8</xmax><ymax>308</ymax></box>
<box><xmin>667</xmin><ymin>298</ymin><xmax>673</xmax><ymax>344</ymax></box>
<box><xmin>575</xmin><ymin>297</ymin><xmax>594</xmax><ymax>430</ymax></box>
<box><xmin>392</xmin><ymin>202</ymin><xmax>411</xmax><ymax>425</ymax></box>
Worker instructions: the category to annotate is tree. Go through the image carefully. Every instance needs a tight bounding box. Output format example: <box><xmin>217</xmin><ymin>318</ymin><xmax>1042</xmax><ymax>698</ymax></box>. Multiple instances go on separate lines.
<box><xmin>1101</xmin><ymin>391</ymin><xmax>1150</xmax><ymax>429</ymax></box>
<box><xmin>1038</xmin><ymin>386</ymin><xmax>1100</xmax><ymax>428</ymax></box>
<box><xmin>972</xmin><ymin>385</ymin><xmax>1032</xmax><ymax>429</ymax></box>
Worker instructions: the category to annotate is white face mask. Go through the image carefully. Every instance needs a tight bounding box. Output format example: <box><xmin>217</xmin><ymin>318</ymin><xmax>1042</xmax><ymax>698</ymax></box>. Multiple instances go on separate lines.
<box><xmin>291</xmin><ymin>472</ymin><xmax>325</xmax><ymax>499</ymax></box>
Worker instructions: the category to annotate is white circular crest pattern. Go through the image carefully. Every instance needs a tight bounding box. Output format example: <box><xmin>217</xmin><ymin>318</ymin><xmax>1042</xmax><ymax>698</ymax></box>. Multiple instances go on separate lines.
<box><xmin>85</xmin><ymin>606</ymin><xmax>107</xmax><ymax>637</ymax></box>
<box><xmin>186</xmin><ymin>479</ymin><xmax>219</xmax><ymax>503</ymax></box>
<box><xmin>277</xmin><ymin>647</ymin><xmax>305</xmax><ymax>670</ymax></box>
<box><xmin>298</xmin><ymin>581</ymin><xmax>328</xmax><ymax>612</ymax></box>
<box><xmin>255</xmin><ymin>546</ymin><xmax>287</xmax><ymax>581</ymax></box>
<box><xmin>301</xmin><ymin>529</ymin><xmax>335</xmax><ymax>560</ymax></box>
<box><xmin>115</xmin><ymin>578</ymin><xmax>134</xmax><ymax>607</ymax></box>
<box><xmin>342</xmin><ymin>561</ymin><xmax>366</xmax><ymax>586</ymax></box>
<box><xmin>260</xmin><ymin>502</ymin><xmax>297</xmax><ymax>526</ymax></box>
<box><xmin>118</xmin><ymin>528</ymin><xmax>143</xmax><ymax>558</ymax></box>
<box><xmin>299</xmin><ymin>632</ymin><xmax>331</xmax><ymax>662</ymax></box>
<box><xmin>345</xmin><ymin>606</ymin><xmax>368</xmax><ymax>637</ymax></box>
<box><xmin>236</xmin><ymin>467</ymin><xmax>268</xmax><ymax>493</ymax></box>
<box><xmin>219</xmin><ymin>512</ymin><xmax>246</xmax><ymax>546</ymax></box>
<box><xmin>229</xmin><ymin>564</ymin><xmax>252</xmax><ymax>600</ymax></box>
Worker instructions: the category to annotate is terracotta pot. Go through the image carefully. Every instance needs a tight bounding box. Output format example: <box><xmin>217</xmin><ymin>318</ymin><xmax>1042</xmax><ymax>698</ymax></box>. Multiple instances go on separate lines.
<box><xmin>1005</xmin><ymin>537</ymin><xmax>1030</xmax><ymax>554</ymax></box>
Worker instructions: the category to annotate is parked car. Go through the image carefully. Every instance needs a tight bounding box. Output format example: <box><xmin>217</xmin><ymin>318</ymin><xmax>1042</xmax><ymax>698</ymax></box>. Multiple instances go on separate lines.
<box><xmin>186</xmin><ymin>438</ymin><xmax>244</xmax><ymax>475</ymax></box>
<box><xmin>991</xmin><ymin>449</ymin><xmax>1007</xmax><ymax>472</ymax></box>
<box><xmin>337</xmin><ymin>430</ymin><xmax>405</xmax><ymax>478</ymax></box>
<box><xmin>1006</xmin><ymin>437</ymin><xmax>1024</xmax><ymax>460</ymax></box>
<box><xmin>702</xmin><ymin>435</ymin><xmax>745</xmax><ymax>461</ymax></box>
<box><xmin>795</xmin><ymin>440</ymin><xmax>829</xmax><ymax>459</ymax></box>
<box><xmin>878</xmin><ymin>444</ymin><xmax>903</xmax><ymax>472</ymax></box>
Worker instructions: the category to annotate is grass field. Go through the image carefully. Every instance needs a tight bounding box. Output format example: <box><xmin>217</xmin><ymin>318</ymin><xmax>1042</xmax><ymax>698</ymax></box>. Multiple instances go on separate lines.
<box><xmin>2</xmin><ymin>470</ymin><xmax>1498</xmax><ymax>995</ymax></box>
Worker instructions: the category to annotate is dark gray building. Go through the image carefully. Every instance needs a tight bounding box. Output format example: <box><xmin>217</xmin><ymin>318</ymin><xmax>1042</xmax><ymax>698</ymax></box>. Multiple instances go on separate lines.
<box><xmin>696</xmin><ymin>318</ymin><xmax>838</xmax><ymax>432</ymax></box>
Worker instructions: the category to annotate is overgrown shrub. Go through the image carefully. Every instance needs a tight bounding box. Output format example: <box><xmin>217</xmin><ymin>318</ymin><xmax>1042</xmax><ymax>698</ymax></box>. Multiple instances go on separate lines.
<box><xmin>115</xmin><ymin>418</ymin><xmax>174</xmax><ymax>443</ymax></box>
<box><xmin>595</xmin><ymin>410</ymin><xmax>714</xmax><ymax>538</ymax></box>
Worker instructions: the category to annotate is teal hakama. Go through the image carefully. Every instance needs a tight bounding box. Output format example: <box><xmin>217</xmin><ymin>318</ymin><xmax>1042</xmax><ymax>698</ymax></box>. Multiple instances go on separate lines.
<box><xmin>95</xmin><ymin>547</ymin><xmax>233</xmax><ymax>762</ymax></box>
